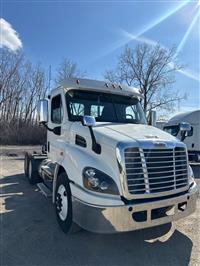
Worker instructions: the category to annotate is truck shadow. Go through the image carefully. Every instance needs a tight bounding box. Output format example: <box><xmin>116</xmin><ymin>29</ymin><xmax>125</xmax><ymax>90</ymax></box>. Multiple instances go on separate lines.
<box><xmin>1</xmin><ymin>173</ymin><xmax>193</xmax><ymax>266</ymax></box>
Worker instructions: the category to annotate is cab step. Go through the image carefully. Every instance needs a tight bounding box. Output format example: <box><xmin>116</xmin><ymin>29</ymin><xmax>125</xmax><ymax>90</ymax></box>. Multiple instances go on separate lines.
<box><xmin>37</xmin><ymin>183</ymin><xmax>52</xmax><ymax>198</ymax></box>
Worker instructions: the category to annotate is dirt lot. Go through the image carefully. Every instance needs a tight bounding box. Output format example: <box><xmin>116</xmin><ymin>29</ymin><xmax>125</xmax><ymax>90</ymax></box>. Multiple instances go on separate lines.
<box><xmin>0</xmin><ymin>146</ymin><xmax>200</xmax><ymax>266</ymax></box>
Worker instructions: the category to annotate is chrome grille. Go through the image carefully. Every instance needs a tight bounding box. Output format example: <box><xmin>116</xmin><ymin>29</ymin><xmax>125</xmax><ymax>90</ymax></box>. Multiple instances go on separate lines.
<box><xmin>124</xmin><ymin>147</ymin><xmax>188</xmax><ymax>195</ymax></box>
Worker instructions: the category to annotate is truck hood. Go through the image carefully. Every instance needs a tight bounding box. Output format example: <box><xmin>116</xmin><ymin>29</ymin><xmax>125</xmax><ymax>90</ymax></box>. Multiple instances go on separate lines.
<box><xmin>94</xmin><ymin>123</ymin><xmax>179</xmax><ymax>147</ymax></box>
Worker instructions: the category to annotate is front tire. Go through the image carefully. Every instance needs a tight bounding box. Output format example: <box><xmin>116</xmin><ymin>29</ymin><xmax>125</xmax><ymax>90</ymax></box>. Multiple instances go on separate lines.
<box><xmin>55</xmin><ymin>172</ymin><xmax>80</xmax><ymax>234</ymax></box>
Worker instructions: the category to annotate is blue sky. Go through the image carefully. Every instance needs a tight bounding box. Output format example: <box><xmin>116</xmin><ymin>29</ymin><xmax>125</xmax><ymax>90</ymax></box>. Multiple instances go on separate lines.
<box><xmin>1</xmin><ymin>0</ymin><xmax>200</xmax><ymax>115</ymax></box>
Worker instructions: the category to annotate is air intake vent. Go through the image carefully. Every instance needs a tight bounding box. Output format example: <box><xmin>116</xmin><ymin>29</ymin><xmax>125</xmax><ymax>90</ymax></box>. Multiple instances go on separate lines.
<box><xmin>75</xmin><ymin>135</ymin><xmax>87</xmax><ymax>148</ymax></box>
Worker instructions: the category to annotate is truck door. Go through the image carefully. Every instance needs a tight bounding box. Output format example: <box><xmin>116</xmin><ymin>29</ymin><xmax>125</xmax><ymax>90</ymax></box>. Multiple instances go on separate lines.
<box><xmin>48</xmin><ymin>94</ymin><xmax>64</xmax><ymax>163</ymax></box>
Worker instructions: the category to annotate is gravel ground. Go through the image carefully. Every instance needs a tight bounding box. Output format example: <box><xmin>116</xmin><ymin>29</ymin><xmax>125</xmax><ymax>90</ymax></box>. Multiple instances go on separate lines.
<box><xmin>0</xmin><ymin>146</ymin><xmax>200</xmax><ymax>266</ymax></box>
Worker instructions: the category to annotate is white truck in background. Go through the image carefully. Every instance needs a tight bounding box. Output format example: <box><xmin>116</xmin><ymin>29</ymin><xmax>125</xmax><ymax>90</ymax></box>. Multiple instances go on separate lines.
<box><xmin>163</xmin><ymin>110</ymin><xmax>200</xmax><ymax>162</ymax></box>
<box><xmin>24</xmin><ymin>78</ymin><xmax>198</xmax><ymax>234</ymax></box>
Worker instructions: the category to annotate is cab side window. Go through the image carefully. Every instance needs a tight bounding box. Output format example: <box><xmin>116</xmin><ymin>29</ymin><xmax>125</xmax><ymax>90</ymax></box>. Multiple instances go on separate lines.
<box><xmin>51</xmin><ymin>95</ymin><xmax>63</xmax><ymax>124</ymax></box>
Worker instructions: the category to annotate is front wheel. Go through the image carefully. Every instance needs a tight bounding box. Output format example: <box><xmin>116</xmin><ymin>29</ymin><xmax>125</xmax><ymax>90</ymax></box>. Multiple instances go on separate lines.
<box><xmin>55</xmin><ymin>172</ymin><xmax>80</xmax><ymax>234</ymax></box>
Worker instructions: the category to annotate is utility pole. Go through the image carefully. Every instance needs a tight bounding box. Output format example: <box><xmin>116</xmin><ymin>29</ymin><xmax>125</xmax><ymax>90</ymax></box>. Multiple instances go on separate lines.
<box><xmin>48</xmin><ymin>65</ymin><xmax>52</xmax><ymax>92</ymax></box>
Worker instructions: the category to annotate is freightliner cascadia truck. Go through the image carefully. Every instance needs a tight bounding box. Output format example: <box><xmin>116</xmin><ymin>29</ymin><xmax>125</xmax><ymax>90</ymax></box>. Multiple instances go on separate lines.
<box><xmin>24</xmin><ymin>78</ymin><xmax>198</xmax><ymax>234</ymax></box>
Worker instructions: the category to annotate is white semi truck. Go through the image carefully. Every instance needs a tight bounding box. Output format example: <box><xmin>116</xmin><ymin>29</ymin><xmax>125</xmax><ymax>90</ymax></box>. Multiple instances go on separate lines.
<box><xmin>24</xmin><ymin>78</ymin><xmax>198</xmax><ymax>234</ymax></box>
<box><xmin>163</xmin><ymin>110</ymin><xmax>200</xmax><ymax>162</ymax></box>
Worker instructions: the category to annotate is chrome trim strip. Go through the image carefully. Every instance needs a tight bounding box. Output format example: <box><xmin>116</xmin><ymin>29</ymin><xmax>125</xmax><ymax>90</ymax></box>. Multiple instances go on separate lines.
<box><xmin>140</xmin><ymin>148</ymin><xmax>150</xmax><ymax>193</ymax></box>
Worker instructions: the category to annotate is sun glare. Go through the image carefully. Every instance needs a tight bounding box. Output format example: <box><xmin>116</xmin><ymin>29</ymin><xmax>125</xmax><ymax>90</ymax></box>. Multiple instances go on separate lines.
<box><xmin>175</xmin><ymin>10</ymin><xmax>200</xmax><ymax>56</ymax></box>
<box><xmin>97</xmin><ymin>0</ymin><xmax>190</xmax><ymax>59</ymax></box>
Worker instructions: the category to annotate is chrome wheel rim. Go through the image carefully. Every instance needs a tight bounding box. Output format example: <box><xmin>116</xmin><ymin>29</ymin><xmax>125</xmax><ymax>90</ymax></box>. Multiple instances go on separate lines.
<box><xmin>56</xmin><ymin>184</ymin><xmax>68</xmax><ymax>221</ymax></box>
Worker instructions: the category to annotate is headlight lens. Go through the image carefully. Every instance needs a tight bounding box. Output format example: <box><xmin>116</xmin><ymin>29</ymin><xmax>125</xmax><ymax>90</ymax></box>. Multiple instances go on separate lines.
<box><xmin>188</xmin><ymin>165</ymin><xmax>194</xmax><ymax>184</ymax></box>
<box><xmin>83</xmin><ymin>167</ymin><xmax>119</xmax><ymax>195</ymax></box>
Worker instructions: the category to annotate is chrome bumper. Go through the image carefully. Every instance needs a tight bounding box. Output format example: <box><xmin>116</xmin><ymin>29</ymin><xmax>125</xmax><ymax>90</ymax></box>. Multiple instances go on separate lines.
<box><xmin>72</xmin><ymin>183</ymin><xmax>198</xmax><ymax>233</ymax></box>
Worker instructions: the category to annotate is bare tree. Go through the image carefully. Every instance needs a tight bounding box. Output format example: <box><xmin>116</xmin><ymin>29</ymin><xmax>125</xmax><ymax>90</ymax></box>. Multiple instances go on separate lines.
<box><xmin>55</xmin><ymin>58</ymin><xmax>86</xmax><ymax>85</ymax></box>
<box><xmin>0</xmin><ymin>48</ymin><xmax>48</xmax><ymax>144</ymax></box>
<box><xmin>0</xmin><ymin>50</ymin><xmax>23</xmax><ymax>108</ymax></box>
<box><xmin>104</xmin><ymin>44</ymin><xmax>183</xmax><ymax>114</ymax></box>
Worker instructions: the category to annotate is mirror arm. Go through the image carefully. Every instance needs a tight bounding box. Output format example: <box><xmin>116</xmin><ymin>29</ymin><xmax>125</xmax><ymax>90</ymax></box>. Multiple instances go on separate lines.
<box><xmin>41</xmin><ymin>122</ymin><xmax>54</xmax><ymax>132</ymax></box>
<box><xmin>42</xmin><ymin>123</ymin><xmax>61</xmax><ymax>135</ymax></box>
<box><xmin>181</xmin><ymin>131</ymin><xmax>186</xmax><ymax>142</ymax></box>
<box><xmin>88</xmin><ymin>126</ymin><xmax>101</xmax><ymax>154</ymax></box>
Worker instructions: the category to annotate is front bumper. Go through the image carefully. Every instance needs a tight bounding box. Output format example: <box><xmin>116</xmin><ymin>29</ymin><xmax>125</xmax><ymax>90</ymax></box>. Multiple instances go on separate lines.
<box><xmin>72</xmin><ymin>183</ymin><xmax>198</xmax><ymax>233</ymax></box>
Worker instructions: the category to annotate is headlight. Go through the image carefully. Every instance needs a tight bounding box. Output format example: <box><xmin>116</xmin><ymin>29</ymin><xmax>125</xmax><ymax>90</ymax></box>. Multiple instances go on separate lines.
<box><xmin>83</xmin><ymin>167</ymin><xmax>119</xmax><ymax>195</ymax></box>
<box><xmin>188</xmin><ymin>165</ymin><xmax>194</xmax><ymax>185</ymax></box>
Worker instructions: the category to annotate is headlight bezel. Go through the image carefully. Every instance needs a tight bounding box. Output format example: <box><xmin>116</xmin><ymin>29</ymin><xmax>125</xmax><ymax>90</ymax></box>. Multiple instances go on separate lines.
<box><xmin>82</xmin><ymin>167</ymin><xmax>119</xmax><ymax>195</ymax></box>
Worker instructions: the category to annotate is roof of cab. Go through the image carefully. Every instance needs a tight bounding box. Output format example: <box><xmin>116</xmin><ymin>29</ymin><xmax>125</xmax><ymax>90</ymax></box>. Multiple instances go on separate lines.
<box><xmin>58</xmin><ymin>78</ymin><xmax>143</xmax><ymax>98</ymax></box>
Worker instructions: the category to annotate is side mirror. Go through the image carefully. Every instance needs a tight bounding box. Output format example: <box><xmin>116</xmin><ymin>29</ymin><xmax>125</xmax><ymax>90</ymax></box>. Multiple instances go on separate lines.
<box><xmin>149</xmin><ymin>110</ymin><xmax>157</xmax><ymax>127</ymax></box>
<box><xmin>179</xmin><ymin>122</ymin><xmax>191</xmax><ymax>132</ymax></box>
<box><xmin>82</xmin><ymin>115</ymin><xmax>96</xmax><ymax>127</ymax></box>
<box><xmin>179</xmin><ymin>122</ymin><xmax>192</xmax><ymax>141</ymax></box>
<box><xmin>37</xmin><ymin>99</ymin><xmax>48</xmax><ymax>124</ymax></box>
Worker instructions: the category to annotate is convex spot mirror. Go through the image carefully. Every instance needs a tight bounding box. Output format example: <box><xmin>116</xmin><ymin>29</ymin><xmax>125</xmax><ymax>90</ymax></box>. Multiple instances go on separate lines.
<box><xmin>82</xmin><ymin>115</ymin><xmax>96</xmax><ymax>127</ymax></box>
<box><xmin>81</xmin><ymin>115</ymin><xmax>101</xmax><ymax>154</ymax></box>
<box><xmin>37</xmin><ymin>99</ymin><xmax>48</xmax><ymax>123</ymax></box>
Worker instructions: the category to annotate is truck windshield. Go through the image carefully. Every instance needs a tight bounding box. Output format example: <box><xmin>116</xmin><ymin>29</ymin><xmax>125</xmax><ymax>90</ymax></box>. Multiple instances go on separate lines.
<box><xmin>66</xmin><ymin>90</ymin><xmax>146</xmax><ymax>124</ymax></box>
<box><xmin>163</xmin><ymin>125</ymin><xmax>179</xmax><ymax>136</ymax></box>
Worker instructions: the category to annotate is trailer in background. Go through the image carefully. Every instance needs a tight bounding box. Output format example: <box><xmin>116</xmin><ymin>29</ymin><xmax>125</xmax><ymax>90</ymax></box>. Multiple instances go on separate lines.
<box><xmin>163</xmin><ymin>110</ymin><xmax>200</xmax><ymax>162</ymax></box>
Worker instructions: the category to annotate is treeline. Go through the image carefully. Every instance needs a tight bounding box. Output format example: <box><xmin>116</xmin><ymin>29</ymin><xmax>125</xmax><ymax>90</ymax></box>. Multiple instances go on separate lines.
<box><xmin>0</xmin><ymin>43</ymin><xmax>182</xmax><ymax>145</ymax></box>
<box><xmin>0</xmin><ymin>49</ymin><xmax>85</xmax><ymax>144</ymax></box>
<box><xmin>0</xmin><ymin>49</ymin><xmax>48</xmax><ymax>144</ymax></box>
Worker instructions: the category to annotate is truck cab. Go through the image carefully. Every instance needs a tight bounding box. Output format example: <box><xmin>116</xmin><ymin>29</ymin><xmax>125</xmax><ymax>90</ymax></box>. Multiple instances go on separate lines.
<box><xmin>163</xmin><ymin>110</ymin><xmax>200</xmax><ymax>162</ymax></box>
<box><xmin>24</xmin><ymin>78</ymin><xmax>198</xmax><ymax>234</ymax></box>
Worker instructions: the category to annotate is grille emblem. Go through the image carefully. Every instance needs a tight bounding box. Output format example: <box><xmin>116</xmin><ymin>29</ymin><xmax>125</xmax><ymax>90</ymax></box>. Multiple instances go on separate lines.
<box><xmin>145</xmin><ymin>135</ymin><xmax>159</xmax><ymax>139</ymax></box>
<box><xmin>154</xmin><ymin>142</ymin><xmax>167</xmax><ymax>148</ymax></box>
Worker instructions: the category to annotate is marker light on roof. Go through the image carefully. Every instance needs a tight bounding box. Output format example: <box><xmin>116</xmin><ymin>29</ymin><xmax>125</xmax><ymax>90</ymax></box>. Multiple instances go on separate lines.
<box><xmin>76</xmin><ymin>79</ymin><xmax>80</xmax><ymax>85</ymax></box>
<box><xmin>112</xmin><ymin>84</ymin><xmax>116</xmax><ymax>89</ymax></box>
<box><xmin>119</xmin><ymin>85</ymin><xmax>122</xmax><ymax>90</ymax></box>
<box><xmin>105</xmin><ymin>83</ymin><xmax>109</xmax><ymax>88</ymax></box>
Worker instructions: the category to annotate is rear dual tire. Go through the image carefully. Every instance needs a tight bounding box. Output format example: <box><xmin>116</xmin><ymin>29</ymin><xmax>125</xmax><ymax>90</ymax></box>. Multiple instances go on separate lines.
<box><xmin>24</xmin><ymin>153</ymin><xmax>42</xmax><ymax>184</ymax></box>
